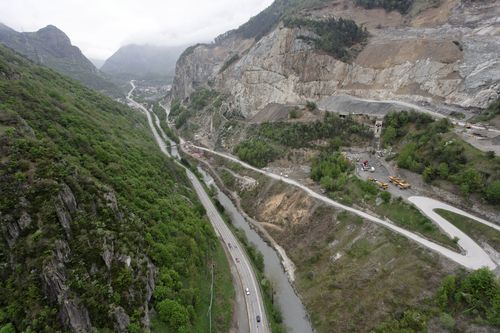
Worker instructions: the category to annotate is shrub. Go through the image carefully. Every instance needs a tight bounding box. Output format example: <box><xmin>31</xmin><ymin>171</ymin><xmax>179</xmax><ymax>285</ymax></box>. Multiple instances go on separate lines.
<box><xmin>355</xmin><ymin>0</ymin><xmax>414</xmax><ymax>14</ymax></box>
<box><xmin>306</xmin><ymin>101</ymin><xmax>317</xmax><ymax>111</ymax></box>
<box><xmin>234</xmin><ymin>139</ymin><xmax>280</xmax><ymax>168</ymax></box>
<box><xmin>157</xmin><ymin>299</ymin><xmax>190</xmax><ymax>330</ymax></box>
<box><xmin>486</xmin><ymin>180</ymin><xmax>500</xmax><ymax>204</ymax></box>
<box><xmin>380</xmin><ymin>191</ymin><xmax>391</xmax><ymax>203</ymax></box>
<box><xmin>284</xmin><ymin>16</ymin><xmax>369</xmax><ymax>61</ymax></box>
<box><xmin>439</xmin><ymin>313</ymin><xmax>455</xmax><ymax>329</ymax></box>
<box><xmin>0</xmin><ymin>324</ymin><xmax>15</xmax><ymax>333</ymax></box>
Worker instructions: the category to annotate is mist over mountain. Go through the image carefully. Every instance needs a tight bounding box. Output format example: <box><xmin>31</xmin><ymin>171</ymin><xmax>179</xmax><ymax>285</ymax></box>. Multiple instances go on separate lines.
<box><xmin>101</xmin><ymin>44</ymin><xmax>186</xmax><ymax>82</ymax></box>
<box><xmin>0</xmin><ymin>23</ymin><xmax>122</xmax><ymax>97</ymax></box>
<box><xmin>89</xmin><ymin>58</ymin><xmax>105</xmax><ymax>69</ymax></box>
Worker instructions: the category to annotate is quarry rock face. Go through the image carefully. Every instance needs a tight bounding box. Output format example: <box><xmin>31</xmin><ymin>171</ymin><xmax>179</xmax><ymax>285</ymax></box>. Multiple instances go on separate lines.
<box><xmin>172</xmin><ymin>0</ymin><xmax>500</xmax><ymax>118</ymax></box>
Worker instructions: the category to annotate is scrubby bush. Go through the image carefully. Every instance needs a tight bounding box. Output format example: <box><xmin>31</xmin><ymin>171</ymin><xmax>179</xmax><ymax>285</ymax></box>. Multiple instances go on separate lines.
<box><xmin>284</xmin><ymin>16</ymin><xmax>369</xmax><ymax>61</ymax></box>
<box><xmin>234</xmin><ymin>139</ymin><xmax>281</xmax><ymax>168</ymax></box>
<box><xmin>382</xmin><ymin>110</ymin><xmax>500</xmax><ymax>204</ymax></box>
<box><xmin>355</xmin><ymin>0</ymin><xmax>414</xmax><ymax>14</ymax></box>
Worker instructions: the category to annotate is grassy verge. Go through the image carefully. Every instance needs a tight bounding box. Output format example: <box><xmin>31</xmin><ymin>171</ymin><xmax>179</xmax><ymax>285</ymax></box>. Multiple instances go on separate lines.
<box><xmin>209</xmin><ymin>190</ymin><xmax>286</xmax><ymax>332</ymax></box>
<box><xmin>308</xmin><ymin>146</ymin><xmax>459</xmax><ymax>250</ymax></box>
<box><xmin>211</xmin><ymin>244</ymin><xmax>236</xmax><ymax>332</ymax></box>
<box><xmin>435</xmin><ymin>209</ymin><xmax>500</xmax><ymax>250</ymax></box>
<box><xmin>375</xmin><ymin>200</ymin><xmax>459</xmax><ymax>250</ymax></box>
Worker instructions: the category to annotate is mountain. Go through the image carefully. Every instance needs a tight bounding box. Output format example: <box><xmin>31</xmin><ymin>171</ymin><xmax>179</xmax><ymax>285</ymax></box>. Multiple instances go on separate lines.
<box><xmin>101</xmin><ymin>44</ymin><xmax>186</xmax><ymax>82</ymax></box>
<box><xmin>0</xmin><ymin>45</ymin><xmax>233</xmax><ymax>332</ymax></box>
<box><xmin>171</xmin><ymin>0</ymin><xmax>499</xmax><ymax>115</ymax></box>
<box><xmin>89</xmin><ymin>58</ymin><xmax>106</xmax><ymax>69</ymax></box>
<box><xmin>0</xmin><ymin>23</ymin><xmax>122</xmax><ymax>97</ymax></box>
<box><xmin>168</xmin><ymin>1</ymin><xmax>500</xmax><ymax>332</ymax></box>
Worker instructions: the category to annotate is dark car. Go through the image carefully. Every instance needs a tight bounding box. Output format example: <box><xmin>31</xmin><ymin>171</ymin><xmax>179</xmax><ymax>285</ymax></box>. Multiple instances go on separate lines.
<box><xmin>256</xmin><ymin>315</ymin><xmax>261</xmax><ymax>323</ymax></box>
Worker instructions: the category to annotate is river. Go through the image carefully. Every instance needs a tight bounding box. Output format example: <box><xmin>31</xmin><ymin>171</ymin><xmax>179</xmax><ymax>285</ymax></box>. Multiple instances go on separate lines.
<box><xmin>199</xmin><ymin>169</ymin><xmax>314</xmax><ymax>333</ymax></box>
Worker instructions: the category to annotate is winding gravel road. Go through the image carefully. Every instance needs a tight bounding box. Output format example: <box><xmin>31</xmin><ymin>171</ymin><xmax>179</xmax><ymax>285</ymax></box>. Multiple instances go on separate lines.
<box><xmin>188</xmin><ymin>143</ymin><xmax>498</xmax><ymax>270</ymax></box>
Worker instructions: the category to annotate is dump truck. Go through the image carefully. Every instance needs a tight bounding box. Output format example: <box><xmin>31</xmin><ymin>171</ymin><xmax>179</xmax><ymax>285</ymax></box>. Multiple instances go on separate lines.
<box><xmin>368</xmin><ymin>177</ymin><xmax>389</xmax><ymax>190</ymax></box>
<box><xmin>389</xmin><ymin>176</ymin><xmax>411</xmax><ymax>189</ymax></box>
<box><xmin>376</xmin><ymin>180</ymin><xmax>389</xmax><ymax>190</ymax></box>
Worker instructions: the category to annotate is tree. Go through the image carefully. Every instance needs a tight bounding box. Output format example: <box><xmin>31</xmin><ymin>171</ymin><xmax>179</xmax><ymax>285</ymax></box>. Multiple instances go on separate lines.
<box><xmin>306</xmin><ymin>101</ymin><xmax>317</xmax><ymax>111</ymax></box>
<box><xmin>380</xmin><ymin>191</ymin><xmax>391</xmax><ymax>204</ymax></box>
<box><xmin>459</xmin><ymin>268</ymin><xmax>499</xmax><ymax>315</ymax></box>
<box><xmin>382</xmin><ymin>126</ymin><xmax>396</xmax><ymax>145</ymax></box>
<box><xmin>422</xmin><ymin>166</ymin><xmax>435</xmax><ymax>183</ymax></box>
<box><xmin>436</xmin><ymin>275</ymin><xmax>456</xmax><ymax>309</ymax></box>
<box><xmin>438</xmin><ymin>162</ymin><xmax>449</xmax><ymax>178</ymax></box>
<box><xmin>0</xmin><ymin>324</ymin><xmax>15</xmax><ymax>333</ymax></box>
<box><xmin>157</xmin><ymin>299</ymin><xmax>190</xmax><ymax>330</ymax></box>
<box><xmin>485</xmin><ymin>180</ymin><xmax>500</xmax><ymax>204</ymax></box>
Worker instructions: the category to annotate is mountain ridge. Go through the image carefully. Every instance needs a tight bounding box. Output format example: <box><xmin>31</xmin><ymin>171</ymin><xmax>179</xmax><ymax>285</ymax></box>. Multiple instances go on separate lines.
<box><xmin>171</xmin><ymin>0</ymin><xmax>499</xmax><ymax>116</ymax></box>
<box><xmin>0</xmin><ymin>23</ymin><xmax>122</xmax><ymax>97</ymax></box>
<box><xmin>102</xmin><ymin>44</ymin><xmax>186</xmax><ymax>82</ymax></box>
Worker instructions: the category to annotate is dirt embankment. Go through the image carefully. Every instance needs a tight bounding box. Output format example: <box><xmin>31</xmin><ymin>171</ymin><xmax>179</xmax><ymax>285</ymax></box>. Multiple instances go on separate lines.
<box><xmin>205</xmin><ymin>155</ymin><xmax>467</xmax><ymax>333</ymax></box>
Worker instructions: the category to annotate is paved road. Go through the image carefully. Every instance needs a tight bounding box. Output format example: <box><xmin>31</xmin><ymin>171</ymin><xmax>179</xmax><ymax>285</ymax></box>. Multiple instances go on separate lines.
<box><xmin>188</xmin><ymin>143</ymin><xmax>497</xmax><ymax>270</ymax></box>
<box><xmin>127</xmin><ymin>81</ymin><xmax>269</xmax><ymax>333</ymax></box>
<box><xmin>319</xmin><ymin>94</ymin><xmax>500</xmax><ymax>135</ymax></box>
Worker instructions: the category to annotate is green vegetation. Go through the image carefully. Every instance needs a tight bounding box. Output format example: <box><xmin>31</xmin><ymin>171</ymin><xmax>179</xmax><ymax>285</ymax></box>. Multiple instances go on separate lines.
<box><xmin>219</xmin><ymin>54</ymin><xmax>240</xmax><ymax>73</ymax></box>
<box><xmin>234</xmin><ymin>139</ymin><xmax>281</xmax><ymax>168</ymax></box>
<box><xmin>289</xmin><ymin>107</ymin><xmax>301</xmax><ymax>119</ymax></box>
<box><xmin>228</xmin><ymin>0</ymin><xmax>329</xmax><ymax>41</ymax></box>
<box><xmin>170</xmin><ymin>89</ymin><xmax>222</xmax><ymax>129</ymax></box>
<box><xmin>305</xmin><ymin>101</ymin><xmax>317</xmax><ymax>111</ymax></box>
<box><xmin>372</xmin><ymin>268</ymin><xmax>500</xmax><ymax>332</ymax></box>
<box><xmin>377</xmin><ymin>200</ymin><xmax>457</xmax><ymax>248</ymax></box>
<box><xmin>0</xmin><ymin>45</ymin><xmax>233</xmax><ymax>331</ymax></box>
<box><xmin>150</xmin><ymin>102</ymin><xmax>180</xmax><ymax>143</ymax></box>
<box><xmin>234</xmin><ymin>113</ymin><xmax>372</xmax><ymax>167</ymax></box>
<box><xmin>212</xmin><ymin>199</ymin><xmax>285</xmax><ymax>333</ymax></box>
<box><xmin>233</xmin><ymin>229</ymin><xmax>285</xmax><ymax>333</ymax></box>
<box><xmin>255</xmin><ymin>113</ymin><xmax>373</xmax><ymax>148</ymax></box>
<box><xmin>473</xmin><ymin>97</ymin><xmax>500</xmax><ymax>123</ymax></box>
<box><xmin>284</xmin><ymin>16</ymin><xmax>369</xmax><ymax>61</ymax></box>
<box><xmin>355</xmin><ymin>0</ymin><xmax>415</xmax><ymax>14</ymax></box>
<box><xmin>435</xmin><ymin>209</ymin><xmax>500</xmax><ymax>250</ymax></box>
<box><xmin>309</xmin><ymin>145</ymin><xmax>458</xmax><ymax>249</ymax></box>
<box><xmin>170</xmin><ymin>99</ymin><xmax>190</xmax><ymax>128</ymax></box>
<box><xmin>382</xmin><ymin>110</ymin><xmax>500</xmax><ymax>205</ymax></box>
<box><xmin>311</xmin><ymin>152</ymin><xmax>353</xmax><ymax>192</ymax></box>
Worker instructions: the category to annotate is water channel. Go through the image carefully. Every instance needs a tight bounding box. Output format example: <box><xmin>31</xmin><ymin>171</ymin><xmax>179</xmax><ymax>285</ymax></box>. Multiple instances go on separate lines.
<box><xmin>199</xmin><ymin>169</ymin><xmax>314</xmax><ymax>333</ymax></box>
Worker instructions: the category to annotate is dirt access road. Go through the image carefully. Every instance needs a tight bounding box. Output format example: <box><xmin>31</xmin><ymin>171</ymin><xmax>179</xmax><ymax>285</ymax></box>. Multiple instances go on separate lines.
<box><xmin>188</xmin><ymin>143</ymin><xmax>497</xmax><ymax>270</ymax></box>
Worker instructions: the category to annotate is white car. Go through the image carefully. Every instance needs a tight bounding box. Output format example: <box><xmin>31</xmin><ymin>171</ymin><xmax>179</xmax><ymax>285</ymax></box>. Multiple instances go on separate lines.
<box><xmin>245</xmin><ymin>288</ymin><xmax>250</xmax><ymax>295</ymax></box>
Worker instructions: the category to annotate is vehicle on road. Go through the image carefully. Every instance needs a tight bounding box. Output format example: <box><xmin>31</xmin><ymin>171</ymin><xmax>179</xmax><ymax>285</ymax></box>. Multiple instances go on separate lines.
<box><xmin>235</xmin><ymin>257</ymin><xmax>240</xmax><ymax>263</ymax></box>
<box><xmin>256</xmin><ymin>315</ymin><xmax>261</xmax><ymax>323</ymax></box>
<box><xmin>245</xmin><ymin>287</ymin><xmax>250</xmax><ymax>295</ymax></box>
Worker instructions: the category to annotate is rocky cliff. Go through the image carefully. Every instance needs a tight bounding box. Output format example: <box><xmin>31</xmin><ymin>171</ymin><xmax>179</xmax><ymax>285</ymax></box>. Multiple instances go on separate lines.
<box><xmin>0</xmin><ymin>23</ymin><xmax>122</xmax><ymax>97</ymax></box>
<box><xmin>172</xmin><ymin>0</ymin><xmax>500</xmax><ymax>118</ymax></box>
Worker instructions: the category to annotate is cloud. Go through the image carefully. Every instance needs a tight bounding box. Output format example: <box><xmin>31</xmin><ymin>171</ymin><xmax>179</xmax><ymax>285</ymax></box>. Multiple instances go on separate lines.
<box><xmin>0</xmin><ymin>0</ymin><xmax>273</xmax><ymax>59</ymax></box>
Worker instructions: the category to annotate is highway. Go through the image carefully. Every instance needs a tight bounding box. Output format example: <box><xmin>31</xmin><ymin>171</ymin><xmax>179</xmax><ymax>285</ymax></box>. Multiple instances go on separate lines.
<box><xmin>187</xmin><ymin>143</ymin><xmax>498</xmax><ymax>270</ymax></box>
<box><xmin>127</xmin><ymin>81</ymin><xmax>269</xmax><ymax>333</ymax></box>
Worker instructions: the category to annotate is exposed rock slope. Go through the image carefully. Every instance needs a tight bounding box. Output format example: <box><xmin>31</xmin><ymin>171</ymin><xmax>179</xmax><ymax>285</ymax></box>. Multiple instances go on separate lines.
<box><xmin>172</xmin><ymin>0</ymin><xmax>500</xmax><ymax>118</ymax></box>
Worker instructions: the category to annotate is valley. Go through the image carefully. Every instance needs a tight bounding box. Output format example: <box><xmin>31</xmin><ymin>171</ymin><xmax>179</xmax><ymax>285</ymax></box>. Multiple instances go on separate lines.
<box><xmin>1</xmin><ymin>0</ymin><xmax>500</xmax><ymax>332</ymax></box>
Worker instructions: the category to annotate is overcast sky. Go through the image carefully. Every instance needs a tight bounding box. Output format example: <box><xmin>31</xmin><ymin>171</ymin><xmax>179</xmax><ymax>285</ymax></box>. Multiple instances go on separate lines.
<box><xmin>0</xmin><ymin>0</ymin><xmax>274</xmax><ymax>60</ymax></box>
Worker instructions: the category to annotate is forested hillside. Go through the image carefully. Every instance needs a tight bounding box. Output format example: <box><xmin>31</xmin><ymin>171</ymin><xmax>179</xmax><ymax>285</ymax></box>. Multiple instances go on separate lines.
<box><xmin>0</xmin><ymin>45</ymin><xmax>232</xmax><ymax>332</ymax></box>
